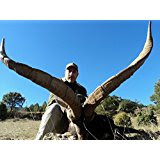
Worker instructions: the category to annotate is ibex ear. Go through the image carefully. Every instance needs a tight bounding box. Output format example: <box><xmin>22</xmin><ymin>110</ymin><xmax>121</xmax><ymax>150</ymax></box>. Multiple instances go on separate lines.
<box><xmin>84</xmin><ymin>21</ymin><xmax>153</xmax><ymax>121</ymax></box>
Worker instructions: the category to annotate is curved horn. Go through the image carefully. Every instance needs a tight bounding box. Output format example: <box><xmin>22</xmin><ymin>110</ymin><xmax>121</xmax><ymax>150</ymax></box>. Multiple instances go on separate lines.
<box><xmin>84</xmin><ymin>21</ymin><xmax>153</xmax><ymax>120</ymax></box>
<box><xmin>0</xmin><ymin>39</ymin><xmax>81</xmax><ymax>118</ymax></box>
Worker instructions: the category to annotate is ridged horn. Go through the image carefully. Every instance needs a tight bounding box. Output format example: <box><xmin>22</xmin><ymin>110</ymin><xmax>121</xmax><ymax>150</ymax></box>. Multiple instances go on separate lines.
<box><xmin>83</xmin><ymin>21</ymin><xmax>153</xmax><ymax>120</ymax></box>
<box><xmin>0</xmin><ymin>39</ymin><xmax>82</xmax><ymax>118</ymax></box>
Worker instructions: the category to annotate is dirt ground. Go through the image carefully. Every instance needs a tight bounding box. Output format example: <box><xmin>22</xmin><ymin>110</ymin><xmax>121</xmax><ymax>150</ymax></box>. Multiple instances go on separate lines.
<box><xmin>0</xmin><ymin>119</ymin><xmax>40</xmax><ymax>140</ymax></box>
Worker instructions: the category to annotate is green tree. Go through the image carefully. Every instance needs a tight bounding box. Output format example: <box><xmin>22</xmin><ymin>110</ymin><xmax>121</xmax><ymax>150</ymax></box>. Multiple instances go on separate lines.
<box><xmin>117</xmin><ymin>100</ymin><xmax>138</xmax><ymax>113</ymax></box>
<box><xmin>2</xmin><ymin>92</ymin><xmax>25</xmax><ymax>111</ymax></box>
<box><xmin>150</xmin><ymin>79</ymin><xmax>160</xmax><ymax>105</ymax></box>
<box><xmin>28</xmin><ymin>103</ymin><xmax>40</xmax><ymax>112</ymax></box>
<box><xmin>33</xmin><ymin>103</ymin><xmax>40</xmax><ymax>112</ymax></box>
<box><xmin>39</xmin><ymin>101</ymin><xmax>47</xmax><ymax>112</ymax></box>
<box><xmin>113</xmin><ymin>112</ymin><xmax>131</xmax><ymax>127</ymax></box>
<box><xmin>0</xmin><ymin>102</ymin><xmax>7</xmax><ymax>120</ymax></box>
<box><xmin>95</xmin><ymin>95</ymin><xmax>122</xmax><ymax>117</ymax></box>
<box><xmin>136</xmin><ymin>107</ymin><xmax>157</xmax><ymax>126</ymax></box>
<box><xmin>28</xmin><ymin>104</ymin><xmax>35</xmax><ymax>112</ymax></box>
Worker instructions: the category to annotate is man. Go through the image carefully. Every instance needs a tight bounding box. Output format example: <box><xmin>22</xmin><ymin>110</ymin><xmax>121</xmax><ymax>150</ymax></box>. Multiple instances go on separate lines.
<box><xmin>0</xmin><ymin>38</ymin><xmax>87</xmax><ymax>140</ymax></box>
<box><xmin>35</xmin><ymin>62</ymin><xmax>87</xmax><ymax>140</ymax></box>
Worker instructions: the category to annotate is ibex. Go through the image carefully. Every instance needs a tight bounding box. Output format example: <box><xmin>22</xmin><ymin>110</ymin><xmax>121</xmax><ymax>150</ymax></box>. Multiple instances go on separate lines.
<box><xmin>0</xmin><ymin>22</ymin><xmax>153</xmax><ymax>140</ymax></box>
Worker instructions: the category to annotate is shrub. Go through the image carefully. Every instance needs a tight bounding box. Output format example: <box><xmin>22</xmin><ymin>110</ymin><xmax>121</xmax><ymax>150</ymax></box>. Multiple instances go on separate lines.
<box><xmin>95</xmin><ymin>105</ymin><xmax>106</xmax><ymax>116</ymax></box>
<box><xmin>113</xmin><ymin>112</ymin><xmax>131</xmax><ymax>127</ymax></box>
<box><xmin>117</xmin><ymin>100</ymin><xmax>138</xmax><ymax>113</ymax></box>
<box><xmin>136</xmin><ymin>107</ymin><xmax>157</xmax><ymax>126</ymax></box>
<box><xmin>0</xmin><ymin>102</ymin><xmax>7</xmax><ymax>120</ymax></box>
<box><xmin>95</xmin><ymin>96</ymin><xmax>122</xmax><ymax>117</ymax></box>
<box><xmin>7</xmin><ymin>109</ymin><xmax>43</xmax><ymax>120</ymax></box>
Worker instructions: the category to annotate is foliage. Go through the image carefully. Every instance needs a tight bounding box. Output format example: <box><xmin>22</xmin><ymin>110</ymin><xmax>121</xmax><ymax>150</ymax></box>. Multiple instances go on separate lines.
<box><xmin>147</xmin><ymin>104</ymin><xmax>160</xmax><ymax>114</ymax></box>
<box><xmin>28</xmin><ymin>101</ymin><xmax>47</xmax><ymax>112</ymax></box>
<box><xmin>0</xmin><ymin>102</ymin><xmax>7</xmax><ymax>120</ymax></box>
<box><xmin>95</xmin><ymin>95</ymin><xmax>122</xmax><ymax>117</ymax></box>
<box><xmin>113</xmin><ymin>112</ymin><xmax>131</xmax><ymax>127</ymax></box>
<box><xmin>2</xmin><ymin>92</ymin><xmax>25</xmax><ymax>111</ymax></box>
<box><xmin>136</xmin><ymin>107</ymin><xmax>157</xmax><ymax>126</ymax></box>
<box><xmin>32</xmin><ymin>103</ymin><xmax>39</xmax><ymax>112</ymax></box>
<box><xmin>6</xmin><ymin>109</ymin><xmax>43</xmax><ymax>120</ymax></box>
<box><xmin>28</xmin><ymin>103</ymin><xmax>39</xmax><ymax>112</ymax></box>
<box><xmin>23</xmin><ymin>107</ymin><xmax>30</xmax><ymax>112</ymax></box>
<box><xmin>117</xmin><ymin>100</ymin><xmax>138</xmax><ymax>113</ymax></box>
<box><xmin>150</xmin><ymin>79</ymin><xmax>160</xmax><ymax>105</ymax></box>
<box><xmin>95</xmin><ymin>95</ymin><xmax>144</xmax><ymax>117</ymax></box>
<box><xmin>28</xmin><ymin>104</ymin><xmax>34</xmax><ymax>112</ymax></box>
<box><xmin>39</xmin><ymin>101</ymin><xmax>47</xmax><ymax>112</ymax></box>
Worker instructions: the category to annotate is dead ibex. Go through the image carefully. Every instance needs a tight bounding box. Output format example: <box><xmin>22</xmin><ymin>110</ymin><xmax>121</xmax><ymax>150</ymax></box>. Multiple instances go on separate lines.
<box><xmin>0</xmin><ymin>22</ymin><xmax>153</xmax><ymax>139</ymax></box>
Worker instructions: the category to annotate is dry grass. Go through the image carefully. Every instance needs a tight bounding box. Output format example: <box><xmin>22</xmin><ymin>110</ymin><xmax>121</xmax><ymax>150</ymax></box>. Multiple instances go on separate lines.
<box><xmin>0</xmin><ymin>119</ymin><xmax>40</xmax><ymax>140</ymax></box>
<box><xmin>0</xmin><ymin>117</ymin><xmax>160</xmax><ymax>140</ymax></box>
<box><xmin>131</xmin><ymin>116</ymin><xmax>160</xmax><ymax>132</ymax></box>
<box><xmin>126</xmin><ymin>117</ymin><xmax>160</xmax><ymax>140</ymax></box>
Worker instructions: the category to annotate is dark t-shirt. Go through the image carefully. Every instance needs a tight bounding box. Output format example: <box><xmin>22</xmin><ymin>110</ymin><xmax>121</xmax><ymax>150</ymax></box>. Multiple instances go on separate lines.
<box><xmin>48</xmin><ymin>78</ymin><xmax>87</xmax><ymax>106</ymax></box>
<box><xmin>64</xmin><ymin>80</ymin><xmax>87</xmax><ymax>97</ymax></box>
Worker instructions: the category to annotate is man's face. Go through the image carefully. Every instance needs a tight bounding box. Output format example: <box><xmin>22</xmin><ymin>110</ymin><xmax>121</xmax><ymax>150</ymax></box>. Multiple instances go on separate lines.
<box><xmin>65</xmin><ymin>67</ymin><xmax>78</xmax><ymax>83</ymax></box>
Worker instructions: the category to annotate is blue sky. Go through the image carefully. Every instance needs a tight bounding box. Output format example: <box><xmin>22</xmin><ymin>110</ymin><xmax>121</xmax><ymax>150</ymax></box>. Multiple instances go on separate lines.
<box><xmin>0</xmin><ymin>20</ymin><xmax>160</xmax><ymax>106</ymax></box>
